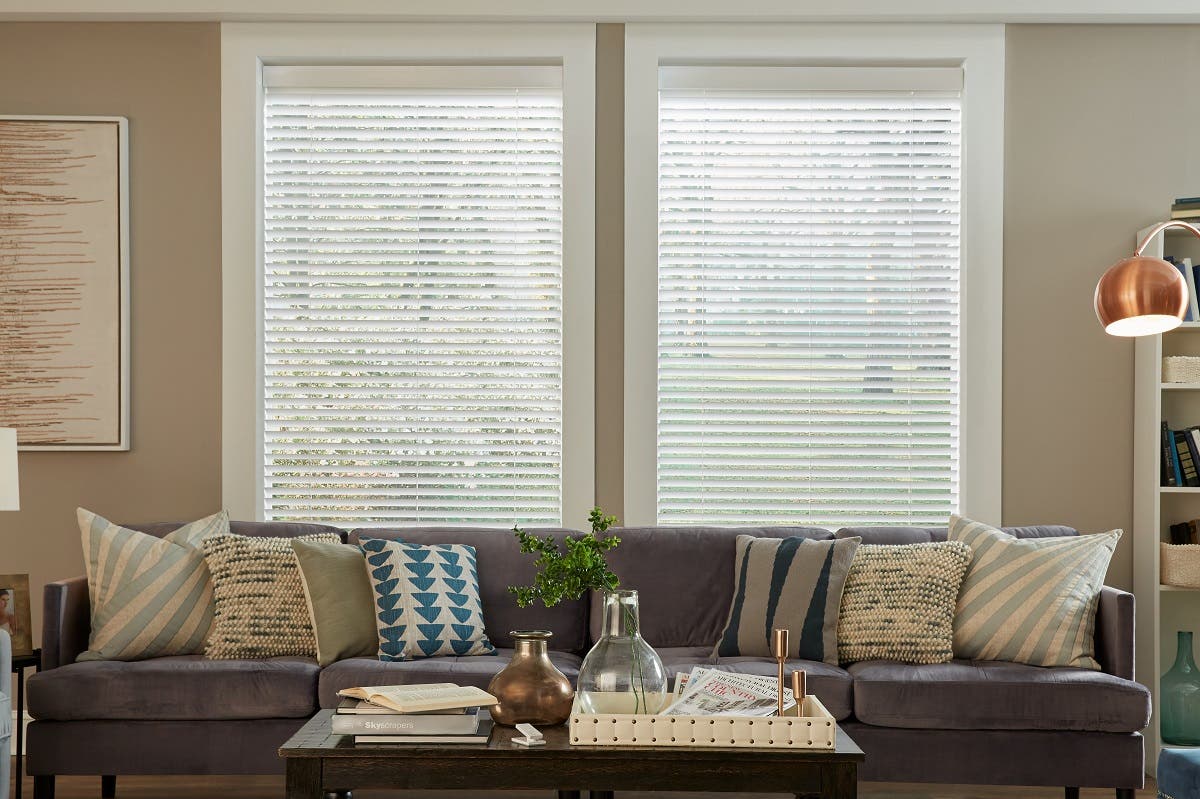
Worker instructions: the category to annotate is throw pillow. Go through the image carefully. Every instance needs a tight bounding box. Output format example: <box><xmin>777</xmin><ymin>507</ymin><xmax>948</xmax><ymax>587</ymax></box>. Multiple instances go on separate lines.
<box><xmin>292</xmin><ymin>539</ymin><xmax>379</xmax><ymax>667</ymax></box>
<box><xmin>359</xmin><ymin>538</ymin><xmax>496</xmax><ymax>661</ymax></box>
<box><xmin>77</xmin><ymin>508</ymin><xmax>229</xmax><ymax>662</ymax></box>
<box><xmin>837</xmin><ymin>541</ymin><xmax>972</xmax><ymax>665</ymax></box>
<box><xmin>201</xmin><ymin>532</ymin><xmax>342</xmax><ymax>659</ymax></box>
<box><xmin>949</xmin><ymin>514</ymin><xmax>1122</xmax><ymax>670</ymax></box>
<box><xmin>713</xmin><ymin>535</ymin><xmax>860</xmax><ymax>665</ymax></box>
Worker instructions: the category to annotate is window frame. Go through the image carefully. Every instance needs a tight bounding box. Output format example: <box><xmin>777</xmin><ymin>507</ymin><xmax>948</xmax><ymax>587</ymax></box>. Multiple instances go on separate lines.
<box><xmin>221</xmin><ymin>23</ymin><xmax>596</xmax><ymax>524</ymax></box>
<box><xmin>622</xmin><ymin>23</ymin><xmax>1005</xmax><ymax>526</ymax></box>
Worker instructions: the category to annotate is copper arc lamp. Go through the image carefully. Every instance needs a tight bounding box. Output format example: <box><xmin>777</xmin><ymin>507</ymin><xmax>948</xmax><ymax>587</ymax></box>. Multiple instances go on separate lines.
<box><xmin>1095</xmin><ymin>220</ymin><xmax>1200</xmax><ymax>336</ymax></box>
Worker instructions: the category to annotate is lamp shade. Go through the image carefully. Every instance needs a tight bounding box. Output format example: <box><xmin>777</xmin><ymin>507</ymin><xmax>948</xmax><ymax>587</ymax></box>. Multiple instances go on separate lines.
<box><xmin>1094</xmin><ymin>255</ymin><xmax>1188</xmax><ymax>337</ymax></box>
<box><xmin>0</xmin><ymin>428</ymin><xmax>18</xmax><ymax>511</ymax></box>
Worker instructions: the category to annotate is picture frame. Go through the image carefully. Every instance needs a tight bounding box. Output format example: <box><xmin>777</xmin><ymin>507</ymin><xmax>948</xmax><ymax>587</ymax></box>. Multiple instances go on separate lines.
<box><xmin>0</xmin><ymin>115</ymin><xmax>131</xmax><ymax>451</ymax></box>
<box><xmin>0</xmin><ymin>574</ymin><xmax>34</xmax><ymax>655</ymax></box>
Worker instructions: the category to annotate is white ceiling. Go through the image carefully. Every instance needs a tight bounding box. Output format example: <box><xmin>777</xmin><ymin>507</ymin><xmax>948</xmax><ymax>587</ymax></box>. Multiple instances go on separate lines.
<box><xmin>3</xmin><ymin>0</ymin><xmax>1200</xmax><ymax>22</ymax></box>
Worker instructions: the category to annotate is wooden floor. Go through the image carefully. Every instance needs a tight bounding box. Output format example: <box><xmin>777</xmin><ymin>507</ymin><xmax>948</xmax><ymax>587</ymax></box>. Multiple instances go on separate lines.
<box><xmin>17</xmin><ymin>774</ymin><xmax>1158</xmax><ymax>799</ymax></box>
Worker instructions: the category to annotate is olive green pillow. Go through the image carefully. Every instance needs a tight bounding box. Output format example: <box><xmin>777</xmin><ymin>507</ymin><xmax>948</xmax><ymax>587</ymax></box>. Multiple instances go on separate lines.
<box><xmin>291</xmin><ymin>540</ymin><xmax>379</xmax><ymax>666</ymax></box>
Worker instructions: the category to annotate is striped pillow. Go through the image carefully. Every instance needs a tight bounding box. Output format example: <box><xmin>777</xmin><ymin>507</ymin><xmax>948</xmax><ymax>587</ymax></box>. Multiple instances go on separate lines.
<box><xmin>949</xmin><ymin>515</ymin><xmax>1121</xmax><ymax>670</ymax></box>
<box><xmin>714</xmin><ymin>535</ymin><xmax>860</xmax><ymax>665</ymax></box>
<box><xmin>77</xmin><ymin>508</ymin><xmax>230</xmax><ymax>662</ymax></box>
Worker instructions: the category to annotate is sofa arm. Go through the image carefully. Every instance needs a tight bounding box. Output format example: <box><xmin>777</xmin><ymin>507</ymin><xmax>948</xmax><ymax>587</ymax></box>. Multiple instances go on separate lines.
<box><xmin>1095</xmin><ymin>585</ymin><xmax>1134</xmax><ymax>681</ymax></box>
<box><xmin>43</xmin><ymin>577</ymin><xmax>89</xmax><ymax>670</ymax></box>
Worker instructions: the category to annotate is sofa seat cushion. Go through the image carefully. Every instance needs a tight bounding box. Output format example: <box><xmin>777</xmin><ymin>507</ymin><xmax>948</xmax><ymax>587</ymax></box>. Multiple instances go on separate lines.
<box><xmin>318</xmin><ymin>650</ymin><xmax>584</xmax><ymax>708</ymax></box>
<box><xmin>28</xmin><ymin>656</ymin><xmax>319</xmax><ymax>721</ymax></box>
<box><xmin>849</xmin><ymin>659</ymin><xmax>1151</xmax><ymax>732</ymax></box>
<box><xmin>656</xmin><ymin>648</ymin><xmax>852</xmax><ymax>721</ymax></box>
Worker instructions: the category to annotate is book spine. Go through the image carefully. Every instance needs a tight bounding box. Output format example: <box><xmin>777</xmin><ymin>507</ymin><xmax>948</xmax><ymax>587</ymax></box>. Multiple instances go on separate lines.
<box><xmin>331</xmin><ymin>714</ymin><xmax>479</xmax><ymax>736</ymax></box>
<box><xmin>1173</xmin><ymin>428</ymin><xmax>1186</xmax><ymax>487</ymax></box>
<box><xmin>1184</xmin><ymin>431</ymin><xmax>1200</xmax><ymax>487</ymax></box>
<box><xmin>1165</xmin><ymin>422</ymin><xmax>1179</xmax><ymax>486</ymax></box>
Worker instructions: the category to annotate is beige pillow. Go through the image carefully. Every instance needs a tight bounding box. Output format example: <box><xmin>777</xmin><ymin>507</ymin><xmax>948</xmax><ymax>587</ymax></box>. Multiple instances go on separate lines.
<box><xmin>201</xmin><ymin>532</ymin><xmax>341</xmax><ymax>659</ymax></box>
<box><xmin>837</xmin><ymin>541</ymin><xmax>971</xmax><ymax>665</ymax></box>
<box><xmin>950</xmin><ymin>515</ymin><xmax>1121</xmax><ymax>670</ymax></box>
<box><xmin>292</xmin><ymin>540</ymin><xmax>378</xmax><ymax>667</ymax></box>
<box><xmin>78</xmin><ymin>509</ymin><xmax>229</xmax><ymax>661</ymax></box>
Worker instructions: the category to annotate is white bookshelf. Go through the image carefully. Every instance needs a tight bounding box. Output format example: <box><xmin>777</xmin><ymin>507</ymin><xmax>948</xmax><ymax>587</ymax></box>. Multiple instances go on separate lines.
<box><xmin>1133</xmin><ymin>224</ymin><xmax>1200</xmax><ymax>776</ymax></box>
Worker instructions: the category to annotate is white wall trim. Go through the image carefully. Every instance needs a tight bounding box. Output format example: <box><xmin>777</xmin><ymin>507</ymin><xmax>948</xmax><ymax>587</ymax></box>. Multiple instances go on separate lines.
<box><xmin>4</xmin><ymin>1</ymin><xmax>1200</xmax><ymax>22</ymax></box>
<box><xmin>623</xmin><ymin>23</ymin><xmax>1005</xmax><ymax>526</ymax></box>
<box><xmin>220</xmin><ymin>23</ymin><xmax>596</xmax><ymax>524</ymax></box>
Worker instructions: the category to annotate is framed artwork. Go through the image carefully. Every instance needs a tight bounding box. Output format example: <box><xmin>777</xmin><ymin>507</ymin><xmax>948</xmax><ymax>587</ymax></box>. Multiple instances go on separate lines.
<box><xmin>0</xmin><ymin>574</ymin><xmax>33</xmax><ymax>655</ymax></box>
<box><xmin>0</xmin><ymin>115</ymin><xmax>130</xmax><ymax>450</ymax></box>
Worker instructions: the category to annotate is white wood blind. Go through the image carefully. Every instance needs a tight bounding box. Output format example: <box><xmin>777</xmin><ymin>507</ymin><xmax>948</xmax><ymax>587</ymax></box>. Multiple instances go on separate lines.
<box><xmin>262</xmin><ymin>75</ymin><xmax>564</xmax><ymax>525</ymax></box>
<box><xmin>657</xmin><ymin>83</ymin><xmax>962</xmax><ymax>527</ymax></box>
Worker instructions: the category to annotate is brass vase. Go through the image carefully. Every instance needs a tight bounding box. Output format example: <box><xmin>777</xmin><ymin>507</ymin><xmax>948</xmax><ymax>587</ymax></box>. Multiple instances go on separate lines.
<box><xmin>487</xmin><ymin>630</ymin><xmax>575</xmax><ymax>726</ymax></box>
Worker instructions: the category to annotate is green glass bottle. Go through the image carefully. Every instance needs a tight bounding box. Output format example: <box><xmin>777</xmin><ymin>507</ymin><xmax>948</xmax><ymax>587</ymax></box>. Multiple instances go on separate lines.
<box><xmin>1162</xmin><ymin>631</ymin><xmax>1200</xmax><ymax>745</ymax></box>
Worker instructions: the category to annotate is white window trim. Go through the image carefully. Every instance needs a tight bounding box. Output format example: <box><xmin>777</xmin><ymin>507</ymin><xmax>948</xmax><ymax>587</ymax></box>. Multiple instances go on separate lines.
<box><xmin>623</xmin><ymin>23</ymin><xmax>1005</xmax><ymax>526</ymax></box>
<box><xmin>221</xmin><ymin>23</ymin><xmax>596</xmax><ymax>524</ymax></box>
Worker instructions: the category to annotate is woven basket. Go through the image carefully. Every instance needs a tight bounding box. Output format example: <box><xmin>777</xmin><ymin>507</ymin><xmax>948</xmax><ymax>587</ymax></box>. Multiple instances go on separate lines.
<box><xmin>1162</xmin><ymin>542</ymin><xmax>1200</xmax><ymax>588</ymax></box>
<box><xmin>1163</xmin><ymin>356</ymin><xmax>1200</xmax><ymax>384</ymax></box>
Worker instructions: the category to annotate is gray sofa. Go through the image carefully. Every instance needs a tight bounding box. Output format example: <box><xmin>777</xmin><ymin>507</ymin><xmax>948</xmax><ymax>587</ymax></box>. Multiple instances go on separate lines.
<box><xmin>27</xmin><ymin>522</ymin><xmax>1150</xmax><ymax>799</ymax></box>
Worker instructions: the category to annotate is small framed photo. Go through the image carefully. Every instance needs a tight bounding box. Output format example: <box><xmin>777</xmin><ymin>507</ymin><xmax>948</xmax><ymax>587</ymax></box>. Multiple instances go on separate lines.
<box><xmin>0</xmin><ymin>575</ymin><xmax>33</xmax><ymax>655</ymax></box>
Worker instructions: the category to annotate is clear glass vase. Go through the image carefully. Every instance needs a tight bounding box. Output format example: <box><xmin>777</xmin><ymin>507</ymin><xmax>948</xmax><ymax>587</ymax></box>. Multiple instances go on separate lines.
<box><xmin>1162</xmin><ymin>630</ymin><xmax>1200</xmax><ymax>745</ymax></box>
<box><xmin>577</xmin><ymin>590</ymin><xmax>668</xmax><ymax>715</ymax></box>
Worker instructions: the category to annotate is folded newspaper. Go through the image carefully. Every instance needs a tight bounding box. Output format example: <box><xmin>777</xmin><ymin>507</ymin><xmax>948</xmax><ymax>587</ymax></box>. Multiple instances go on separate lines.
<box><xmin>661</xmin><ymin>666</ymin><xmax>796</xmax><ymax>717</ymax></box>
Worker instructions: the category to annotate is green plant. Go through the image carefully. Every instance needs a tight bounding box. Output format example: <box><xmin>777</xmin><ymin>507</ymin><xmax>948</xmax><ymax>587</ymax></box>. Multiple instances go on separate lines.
<box><xmin>509</xmin><ymin>506</ymin><xmax>621</xmax><ymax>608</ymax></box>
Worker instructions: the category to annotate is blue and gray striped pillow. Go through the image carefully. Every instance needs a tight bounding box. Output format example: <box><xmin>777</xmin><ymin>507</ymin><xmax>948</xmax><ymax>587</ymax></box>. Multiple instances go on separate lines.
<box><xmin>713</xmin><ymin>535</ymin><xmax>860</xmax><ymax>665</ymax></box>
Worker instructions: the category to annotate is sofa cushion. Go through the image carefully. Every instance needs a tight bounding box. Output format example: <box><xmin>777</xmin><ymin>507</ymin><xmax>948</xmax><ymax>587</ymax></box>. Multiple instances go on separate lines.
<box><xmin>595</xmin><ymin>526</ymin><xmax>835</xmax><ymax>649</ymax></box>
<box><xmin>655</xmin><ymin>648</ymin><xmax>853</xmax><ymax>722</ymax></box>
<box><xmin>77</xmin><ymin>509</ymin><xmax>228</xmax><ymax>662</ymax></box>
<box><xmin>27</xmin><ymin>656</ymin><xmax>319</xmax><ymax>721</ymax></box>
<box><xmin>714</xmin><ymin>535</ymin><xmax>859</xmax><ymax>665</ymax></box>
<box><xmin>837</xmin><ymin>541</ymin><xmax>971</xmax><ymax>666</ymax></box>
<box><xmin>950</xmin><ymin>515</ymin><xmax>1120</xmax><ymax>670</ymax></box>
<box><xmin>849</xmin><ymin>659</ymin><xmax>1151</xmax><ymax>733</ymax></box>
<box><xmin>348</xmin><ymin>527</ymin><xmax>588</xmax><ymax>652</ymax></box>
<box><xmin>318</xmin><ymin>650</ymin><xmax>584</xmax><ymax>708</ymax></box>
<box><xmin>835</xmin><ymin>524</ymin><xmax>1078</xmax><ymax>545</ymax></box>
<box><xmin>292</xmin><ymin>540</ymin><xmax>378</xmax><ymax>667</ymax></box>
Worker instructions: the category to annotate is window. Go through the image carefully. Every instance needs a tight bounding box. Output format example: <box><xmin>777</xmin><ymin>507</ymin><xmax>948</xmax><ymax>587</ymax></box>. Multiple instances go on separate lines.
<box><xmin>222</xmin><ymin>27</ymin><xmax>595</xmax><ymax>525</ymax></box>
<box><xmin>624</xmin><ymin>27</ymin><xmax>1004</xmax><ymax>527</ymax></box>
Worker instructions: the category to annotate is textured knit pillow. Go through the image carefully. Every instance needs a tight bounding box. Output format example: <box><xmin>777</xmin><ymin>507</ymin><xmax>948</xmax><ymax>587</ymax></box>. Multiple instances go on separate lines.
<box><xmin>837</xmin><ymin>541</ymin><xmax>972</xmax><ymax>665</ymax></box>
<box><xmin>360</xmin><ymin>538</ymin><xmax>496</xmax><ymax>661</ymax></box>
<box><xmin>77</xmin><ymin>509</ymin><xmax>229</xmax><ymax>662</ymax></box>
<box><xmin>201</xmin><ymin>532</ymin><xmax>341</xmax><ymax>659</ymax></box>
<box><xmin>713</xmin><ymin>535</ymin><xmax>860</xmax><ymax>665</ymax></box>
<box><xmin>949</xmin><ymin>515</ymin><xmax>1121</xmax><ymax>670</ymax></box>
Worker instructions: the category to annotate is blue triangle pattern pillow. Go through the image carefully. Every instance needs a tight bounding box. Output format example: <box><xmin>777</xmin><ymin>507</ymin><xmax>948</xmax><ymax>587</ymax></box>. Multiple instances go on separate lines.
<box><xmin>359</xmin><ymin>538</ymin><xmax>496</xmax><ymax>661</ymax></box>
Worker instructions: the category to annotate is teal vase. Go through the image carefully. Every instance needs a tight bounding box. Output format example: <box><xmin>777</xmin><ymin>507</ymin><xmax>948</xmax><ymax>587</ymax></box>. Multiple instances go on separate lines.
<box><xmin>1162</xmin><ymin>631</ymin><xmax>1200</xmax><ymax>745</ymax></box>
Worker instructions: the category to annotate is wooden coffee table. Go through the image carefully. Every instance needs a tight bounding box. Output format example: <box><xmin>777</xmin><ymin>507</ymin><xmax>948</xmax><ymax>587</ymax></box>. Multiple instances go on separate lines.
<box><xmin>279</xmin><ymin>710</ymin><xmax>863</xmax><ymax>799</ymax></box>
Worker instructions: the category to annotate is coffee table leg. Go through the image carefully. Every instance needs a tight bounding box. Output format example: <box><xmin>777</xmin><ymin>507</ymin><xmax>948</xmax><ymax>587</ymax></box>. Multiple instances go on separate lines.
<box><xmin>558</xmin><ymin>792</ymin><xmax>581</xmax><ymax>799</ymax></box>
<box><xmin>590</xmin><ymin>792</ymin><xmax>614</xmax><ymax>799</ymax></box>
<box><xmin>819</xmin><ymin>764</ymin><xmax>857</xmax><ymax>799</ymax></box>
<box><xmin>285</xmin><ymin>758</ymin><xmax>323</xmax><ymax>799</ymax></box>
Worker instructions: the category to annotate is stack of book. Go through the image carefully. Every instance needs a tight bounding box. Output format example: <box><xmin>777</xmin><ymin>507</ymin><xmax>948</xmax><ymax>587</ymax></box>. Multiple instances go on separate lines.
<box><xmin>1169</xmin><ymin>519</ymin><xmax>1200</xmax><ymax>546</ymax></box>
<box><xmin>1162</xmin><ymin>422</ymin><xmax>1200</xmax><ymax>487</ymax></box>
<box><xmin>1171</xmin><ymin>196</ymin><xmax>1200</xmax><ymax>221</ymax></box>
<box><xmin>334</xmin><ymin>683</ymin><xmax>497</xmax><ymax>745</ymax></box>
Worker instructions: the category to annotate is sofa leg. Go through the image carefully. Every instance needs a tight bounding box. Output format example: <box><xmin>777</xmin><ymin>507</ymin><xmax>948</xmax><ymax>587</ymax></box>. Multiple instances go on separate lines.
<box><xmin>101</xmin><ymin>776</ymin><xmax>116</xmax><ymax>799</ymax></box>
<box><xmin>1115</xmin><ymin>790</ymin><xmax>1135</xmax><ymax>799</ymax></box>
<box><xmin>33</xmin><ymin>776</ymin><xmax>54</xmax><ymax>799</ymax></box>
<box><xmin>1065</xmin><ymin>789</ymin><xmax>1079</xmax><ymax>799</ymax></box>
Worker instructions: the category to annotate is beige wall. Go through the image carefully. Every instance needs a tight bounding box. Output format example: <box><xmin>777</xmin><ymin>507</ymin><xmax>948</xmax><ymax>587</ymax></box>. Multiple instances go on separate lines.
<box><xmin>0</xmin><ymin>22</ymin><xmax>223</xmax><ymax>639</ymax></box>
<box><xmin>2</xmin><ymin>21</ymin><xmax>1194</xmax><ymax>644</ymax></box>
<box><xmin>1004</xmin><ymin>24</ymin><xmax>1200</xmax><ymax>590</ymax></box>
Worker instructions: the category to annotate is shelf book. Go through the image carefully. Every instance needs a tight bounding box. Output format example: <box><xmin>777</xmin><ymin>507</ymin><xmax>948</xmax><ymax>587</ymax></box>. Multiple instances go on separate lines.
<box><xmin>1160</xmin><ymin>423</ymin><xmax>1200</xmax><ymax>487</ymax></box>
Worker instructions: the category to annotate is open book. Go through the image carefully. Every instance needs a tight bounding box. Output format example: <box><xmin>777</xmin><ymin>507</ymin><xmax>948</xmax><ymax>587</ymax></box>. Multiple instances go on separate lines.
<box><xmin>336</xmin><ymin>683</ymin><xmax>498</xmax><ymax>714</ymax></box>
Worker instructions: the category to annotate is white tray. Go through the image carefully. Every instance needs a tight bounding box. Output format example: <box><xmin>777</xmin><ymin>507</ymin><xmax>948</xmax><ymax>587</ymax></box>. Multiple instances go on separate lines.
<box><xmin>568</xmin><ymin>695</ymin><xmax>836</xmax><ymax>749</ymax></box>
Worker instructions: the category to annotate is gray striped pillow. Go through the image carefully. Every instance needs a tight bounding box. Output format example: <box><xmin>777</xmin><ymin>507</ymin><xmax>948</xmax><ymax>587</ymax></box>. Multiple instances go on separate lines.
<box><xmin>713</xmin><ymin>535</ymin><xmax>860</xmax><ymax>665</ymax></box>
<box><xmin>78</xmin><ymin>508</ymin><xmax>230</xmax><ymax>662</ymax></box>
<box><xmin>949</xmin><ymin>515</ymin><xmax>1121</xmax><ymax>670</ymax></box>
